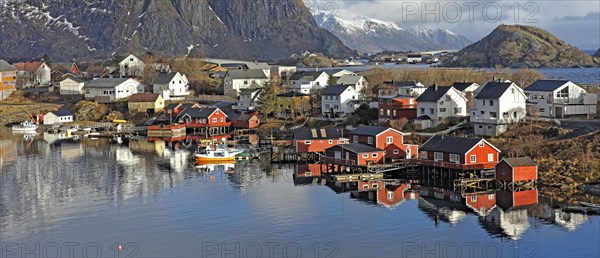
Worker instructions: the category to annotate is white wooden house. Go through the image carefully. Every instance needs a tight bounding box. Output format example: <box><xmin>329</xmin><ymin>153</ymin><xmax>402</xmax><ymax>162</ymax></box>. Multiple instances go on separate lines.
<box><xmin>415</xmin><ymin>85</ymin><xmax>467</xmax><ymax>128</ymax></box>
<box><xmin>337</xmin><ymin>75</ymin><xmax>368</xmax><ymax>96</ymax></box>
<box><xmin>13</xmin><ymin>61</ymin><xmax>52</xmax><ymax>88</ymax></box>
<box><xmin>84</xmin><ymin>78</ymin><xmax>145</xmax><ymax>103</ymax></box>
<box><xmin>470</xmin><ymin>82</ymin><xmax>527</xmax><ymax>136</ymax></box>
<box><xmin>59</xmin><ymin>77</ymin><xmax>85</xmax><ymax>95</ymax></box>
<box><xmin>289</xmin><ymin>71</ymin><xmax>329</xmax><ymax>94</ymax></box>
<box><xmin>119</xmin><ymin>54</ymin><xmax>145</xmax><ymax>78</ymax></box>
<box><xmin>525</xmin><ymin>80</ymin><xmax>597</xmax><ymax>118</ymax></box>
<box><xmin>43</xmin><ymin>109</ymin><xmax>73</xmax><ymax>125</ymax></box>
<box><xmin>321</xmin><ymin>85</ymin><xmax>359</xmax><ymax>118</ymax></box>
<box><xmin>223</xmin><ymin>69</ymin><xmax>269</xmax><ymax>97</ymax></box>
<box><xmin>234</xmin><ymin>88</ymin><xmax>263</xmax><ymax>111</ymax></box>
<box><xmin>152</xmin><ymin>72</ymin><xmax>190</xmax><ymax>100</ymax></box>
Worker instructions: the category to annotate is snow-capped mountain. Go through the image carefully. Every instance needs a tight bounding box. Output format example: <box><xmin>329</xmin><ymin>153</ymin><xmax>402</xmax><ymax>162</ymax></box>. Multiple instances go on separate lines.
<box><xmin>312</xmin><ymin>11</ymin><xmax>472</xmax><ymax>53</ymax></box>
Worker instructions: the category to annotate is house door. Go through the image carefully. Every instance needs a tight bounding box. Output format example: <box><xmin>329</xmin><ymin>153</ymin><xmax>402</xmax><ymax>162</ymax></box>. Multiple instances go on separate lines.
<box><xmin>555</xmin><ymin>107</ymin><xmax>562</xmax><ymax>118</ymax></box>
<box><xmin>335</xmin><ymin>151</ymin><xmax>342</xmax><ymax>160</ymax></box>
<box><xmin>406</xmin><ymin>148</ymin><xmax>411</xmax><ymax>159</ymax></box>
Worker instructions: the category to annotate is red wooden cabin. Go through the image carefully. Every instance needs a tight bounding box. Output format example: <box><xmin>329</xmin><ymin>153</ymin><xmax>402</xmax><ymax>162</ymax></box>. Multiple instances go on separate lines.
<box><xmin>496</xmin><ymin>157</ymin><xmax>537</xmax><ymax>183</ymax></box>
<box><xmin>292</xmin><ymin>127</ymin><xmax>347</xmax><ymax>153</ymax></box>
<box><xmin>378</xmin><ymin>95</ymin><xmax>417</xmax><ymax>120</ymax></box>
<box><xmin>417</xmin><ymin>135</ymin><xmax>501</xmax><ymax>170</ymax></box>
<box><xmin>324</xmin><ymin>143</ymin><xmax>385</xmax><ymax>165</ymax></box>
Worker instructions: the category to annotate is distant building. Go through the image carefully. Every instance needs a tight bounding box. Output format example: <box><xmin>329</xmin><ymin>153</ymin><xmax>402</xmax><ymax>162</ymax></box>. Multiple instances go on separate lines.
<box><xmin>406</xmin><ymin>54</ymin><xmax>422</xmax><ymax>63</ymax></box>
<box><xmin>270</xmin><ymin>65</ymin><xmax>297</xmax><ymax>80</ymax></box>
<box><xmin>471</xmin><ymin>82</ymin><xmax>527</xmax><ymax>136</ymax></box>
<box><xmin>276</xmin><ymin>91</ymin><xmax>311</xmax><ymax>119</ymax></box>
<box><xmin>337</xmin><ymin>75</ymin><xmax>368</xmax><ymax>96</ymax></box>
<box><xmin>452</xmin><ymin>82</ymin><xmax>480</xmax><ymax>93</ymax></box>
<box><xmin>378</xmin><ymin>81</ymin><xmax>425</xmax><ymax>97</ymax></box>
<box><xmin>119</xmin><ymin>54</ymin><xmax>145</xmax><ymax>78</ymax></box>
<box><xmin>84</xmin><ymin>78</ymin><xmax>145</xmax><ymax>103</ymax></box>
<box><xmin>43</xmin><ymin>109</ymin><xmax>73</xmax><ymax>125</ymax></box>
<box><xmin>59</xmin><ymin>77</ymin><xmax>85</xmax><ymax>95</ymax></box>
<box><xmin>152</xmin><ymin>72</ymin><xmax>190</xmax><ymax>100</ymax></box>
<box><xmin>321</xmin><ymin>85</ymin><xmax>359</xmax><ymax>118</ymax></box>
<box><xmin>13</xmin><ymin>61</ymin><xmax>51</xmax><ymax>88</ymax></box>
<box><xmin>288</xmin><ymin>71</ymin><xmax>329</xmax><ymax>94</ymax></box>
<box><xmin>327</xmin><ymin>69</ymin><xmax>357</xmax><ymax>79</ymax></box>
<box><xmin>0</xmin><ymin>59</ymin><xmax>17</xmax><ymax>101</ymax></box>
<box><xmin>524</xmin><ymin>80</ymin><xmax>597</xmax><ymax>118</ymax></box>
<box><xmin>223</xmin><ymin>69</ymin><xmax>269</xmax><ymax>97</ymax></box>
<box><xmin>378</xmin><ymin>95</ymin><xmax>418</xmax><ymax>121</ymax></box>
<box><xmin>234</xmin><ymin>88</ymin><xmax>262</xmax><ymax>111</ymax></box>
<box><xmin>128</xmin><ymin>93</ymin><xmax>164</xmax><ymax>113</ymax></box>
<box><xmin>230</xmin><ymin>112</ymin><xmax>261</xmax><ymax>129</ymax></box>
<box><xmin>415</xmin><ymin>85</ymin><xmax>467</xmax><ymax>129</ymax></box>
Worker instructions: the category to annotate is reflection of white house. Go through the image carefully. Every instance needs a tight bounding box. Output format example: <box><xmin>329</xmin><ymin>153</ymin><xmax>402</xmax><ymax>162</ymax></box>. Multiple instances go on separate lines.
<box><xmin>84</xmin><ymin>78</ymin><xmax>145</xmax><ymax>103</ymax></box>
<box><xmin>415</xmin><ymin>85</ymin><xmax>467</xmax><ymax>128</ymax></box>
<box><xmin>484</xmin><ymin>207</ymin><xmax>530</xmax><ymax>240</ymax></box>
<box><xmin>223</xmin><ymin>69</ymin><xmax>269</xmax><ymax>97</ymax></box>
<box><xmin>59</xmin><ymin>77</ymin><xmax>85</xmax><ymax>95</ymax></box>
<box><xmin>553</xmin><ymin>209</ymin><xmax>587</xmax><ymax>231</ymax></box>
<box><xmin>524</xmin><ymin>80</ymin><xmax>597</xmax><ymax>118</ymax></box>
<box><xmin>152</xmin><ymin>72</ymin><xmax>190</xmax><ymax>100</ymax></box>
<box><xmin>119</xmin><ymin>54</ymin><xmax>145</xmax><ymax>78</ymax></box>
<box><xmin>471</xmin><ymin>82</ymin><xmax>527</xmax><ymax>136</ymax></box>
<box><xmin>163</xmin><ymin>148</ymin><xmax>190</xmax><ymax>173</ymax></box>
<box><xmin>289</xmin><ymin>71</ymin><xmax>329</xmax><ymax>94</ymax></box>
<box><xmin>321</xmin><ymin>85</ymin><xmax>359</xmax><ymax>117</ymax></box>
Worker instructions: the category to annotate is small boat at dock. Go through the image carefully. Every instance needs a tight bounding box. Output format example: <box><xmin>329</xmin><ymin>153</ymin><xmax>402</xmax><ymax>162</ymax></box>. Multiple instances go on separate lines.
<box><xmin>580</xmin><ymin>202</ymin><xmax>600</xmax><ymax>208</ymax></box>
<box><xmin>12</xmin><ymin>121</ymin><xmax>38</xmax><ymax>132</ymax></box>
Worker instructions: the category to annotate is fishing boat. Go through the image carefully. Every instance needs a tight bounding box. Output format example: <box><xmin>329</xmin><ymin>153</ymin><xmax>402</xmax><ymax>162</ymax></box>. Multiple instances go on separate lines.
<box><xmin>580</xmin><ymin>202</ymin><xmax>600</xmax><ymax>208</ymax></box>
<box><xmin>11</xmin><ymin>121</ymin><xmax>38</xmax><ymax>132</ymax></box>
<box><xmin>194</xmin><ymin>145</ymin><xmax>243</xmax><ymax>163</ymax></box>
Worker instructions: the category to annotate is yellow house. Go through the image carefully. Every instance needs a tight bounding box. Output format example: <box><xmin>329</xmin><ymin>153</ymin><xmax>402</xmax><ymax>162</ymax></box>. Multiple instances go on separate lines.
<box><xmin>128</xmin><ymin>93</ymin><xmax>164</xmax><ymax>113</ymax></box>
<box><xmin>0</xmin><ymin>59</ymin><xmax>17</xmax><ymax>101</ymax></box>
<box><xmin>276</xmin><ymin>91</ymin><xmax>311</xmax><ymax>119</ymax></box>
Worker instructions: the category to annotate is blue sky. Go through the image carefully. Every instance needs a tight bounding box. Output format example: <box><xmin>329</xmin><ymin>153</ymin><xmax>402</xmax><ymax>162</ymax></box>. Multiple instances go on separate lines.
<box><xmin>306</xmin><ymin>0</ymin><xmax>600</xmax><ymax>50</ymax></box>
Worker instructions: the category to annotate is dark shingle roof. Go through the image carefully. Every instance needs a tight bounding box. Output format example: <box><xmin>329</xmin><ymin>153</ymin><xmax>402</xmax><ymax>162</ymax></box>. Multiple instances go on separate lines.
<box><xmin>420</xmin><ymin>135</ymin><xmax>486</xmax><ymax>155</ymax></box>
<box><xmin>289</xmin><ymin>71</ymin><xmax>325</xmax><ymax>81</ymax></box>
<box><xmin>277</xmin><ymin>91</ymin><xmax>310</xmax><ymax>97</ymax></box>
<box><xmin>50</xmin><ymin>109</ymin><xmax>72</xmax><ymax>117</ymax></box>
<box><xmin>226</xmin><ymin>69</ymin><xmax>267</xmax><ymax>80</ymax></box>
<box><xmin>85</xmin><ymin>78</ymin><xmax>131</xmax><ymax>88</ymax></box>
<box><xmin>350</xmin><ymin>125</ymin><xmax>393</xmax><ymax>136</ymax></box>
<box><xmin>416</xmin><ymin>86</ymin><xmax>452</xmax><ymax>102</ymax></box>
<box><xmin>384</xmin><ymin>81</ymin><xmax>423</xmax><ymax>87</ymax></box>
<box><xmin>178</xmin><ymin>107</ymin><xmax>219</xmax><ymax>119</ymax></box>
<box><xmin>452</xmin><ymin>82</ymin><xmax>477</xmax><ymax>92</ymax></box>
<box><xmin>153</xmin><ymin>72</ymin><xmax>178</xmax><ymax>85</ymax></box>
<box><xmin>501</xmin><ymin>157</ymin><xmax>536</xmax><ymax>167</ymax></box>
<box><xmin>331</xmin><ymin>143</ymin><xmax>381</xmax><ymax>153</ymax></box>
<box><xmin>321</xmin><ymin>85</ymin><xmax>352</xmax><ymax>95</ymax></box>
<box><xmin>475</xmin><ymin>82</ymin><xmax>513</xmax><ymax>99</ymax></box>
<box><xmin>293</xmin><ymin>127</ymin><xmax>340</xmax><ymax>140</ymax></box>
<box><xmin>525</xmin><ymin>80</ymin><xmax>570</xmax><ymax>92</ymax></box>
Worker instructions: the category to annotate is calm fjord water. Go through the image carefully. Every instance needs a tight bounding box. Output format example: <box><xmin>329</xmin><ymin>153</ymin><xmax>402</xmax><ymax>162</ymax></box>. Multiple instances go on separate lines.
<box><xmin>1</xmin><ymin>137</ymin><xmax>599</xmax><ymax>258</ymax></box>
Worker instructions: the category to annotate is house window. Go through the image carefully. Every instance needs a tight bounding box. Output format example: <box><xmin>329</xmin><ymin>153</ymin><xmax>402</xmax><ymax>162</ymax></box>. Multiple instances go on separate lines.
<box><xmin>220</xmin><ymin>117</ymin><xmax>224</xmax><ymax>122</ymax></box>
<box><xmin>380</xmin><ymin>109</ymin><xmax>384</xmax><ymax>115</ymax></box>
<box><xmin>420</xmin><ymin>108</ymin><xmax>425</xmax><ymax>114</ymax></box>
<box><xmin>386</xmin><ymin>136</ymin><xmax>393</xmax><ymax>144</ymax></box>
<box><xmin>305</xmin><ymin>171</ymin><xmax>312</xmax><ymax>177</ymax></box>
<box><xmin>328</xmin><ymin>140</ymin><xmax>333</xmax><ymax>144</ymax></box>
<box><xmin>304</xmin><ymin>140</ymin><xmax>311</xmax><ymax>144</ymax></box>
<box><xmin>212</xmin><ymin>118</ymin><xmax>217</xmax><ymax>123</ymax></box>
<box><xmin>501</xmin><ymin>167</ymin><xmax>507</xmax><ymax>176</ymax></box>
<box><xmin>372</xmin><ymin>183</ymin><xmax>378</xmax><ymax>188</ymax></box>
<box><xmin>488</xmin><ymin>194</ymin><xmax>494</xmax><ymax>200</ymax></box>
<box><xmin>479</xmin><ymin>142</ymin><xmax>484</xmax><ymax>147</ymax></box>
<box><xmin>434</xmin><ymin>152</ymin><xmax>443</xmax><ymax>161</ymax></box>
<box><xmin>449</xmin><ymin>154</ymin><xmax>460</xmax><ymax>163</ymax></box>
<box><xmin>480</xmin><ymin>111</ymin><xmax>485</xmax><ymax>115</ymax></box>
<box><xmin>393</xmin><ymin>110</ymin><xmax>396</xmax><ymax>116</ymax></box>
<box><xmin>489</xmin><ymin>100</ymin><xmax>494</xmax><ymax>106</ymax></box>
<box><xmin>363</xmin><ymin>184</ymin><xmax>369</xmax><ymax>189</ymax></box>
<box><xmin>511</xmin><ymin>88</ymin><xmax>515</xmax><ymax>94</ymax></box>
<box><xmin>479</xmin><ymin>125</ymin><xmax>483</xmax><ymax>129</ymax></box>
<box><xmin>353</xmin><ymin>136</ymin><xmax>358</xmax><ymax>143</ymax></box>
<box><xmin>454</xmin><ymin>107</ymin><xmax>462</xmax><ymax>114</ymax></box>
<box><xmin>420</xmin><ymin>151</ymin><xmax>427</xmax><ymax>159</ymax></box>
<box><xmin>379</xmin><ymin>99</ymin><xmax>383</xmax><ymax>104</ymax></box>
<box><xmin>387</xmin><ymin>192</ymin><xmax>394</xmax><ymax>200</ymax></box>
<box><xmin>470</xmin><ymin>155</ymin><xmax>476</xmax><ymax>163</ymax></box>
<box><xmin>488</xmin><ymin>154</ymin><xmax>494</xmax><ymax>162</ymax></box>
<box><xmin>429</xmin><ymin>108</ymin><xmax>434</xmax><ymax>115</ymax></box>
<box><xmin>372</xmin><ymin>153</ymin><xmax>378</xmax><ymax>158</ymax></box>
<box><xmin>368</xmin><ymin>137</ymin><xmax>373</xmax><ymax>144</ymax></box>
<box><xmin>439</xmin><ymin>108</ymin><xmax>446</xmax><ymax>113</ymax></box>
<box><xmin>362</xmin><ymin>154</ymin><xmax>368</xmax><ymax>158</ymax></box>
<box><xmin>471</xmin><ymin>195</ymin><xmax>477</xmax><ymax>202</ymax></box>
<box><xmin>393</xmin><ymin>149</ymin><xmax>399</xmax><ymax>154</ymax></box>
<box><xmin>490</xmin><ymin>112</ymin><xmax>497</xmax><ymax>118</ymax></box>
<box><xmin>540</xmin><ymin>108</ymin><xmax>546</xmax><ymax>113</ymax></box>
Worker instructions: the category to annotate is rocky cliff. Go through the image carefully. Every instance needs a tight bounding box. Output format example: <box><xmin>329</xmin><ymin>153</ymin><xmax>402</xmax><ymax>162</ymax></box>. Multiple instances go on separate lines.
<box><xmin>447</xmin><ymin>25</ymin><xmax>599</xmax><ymax>68</ymax></box>
<box><xmin>0</xmin><ymin>0</ymin><xmax>352</xmax><ymax>62</ymax></box>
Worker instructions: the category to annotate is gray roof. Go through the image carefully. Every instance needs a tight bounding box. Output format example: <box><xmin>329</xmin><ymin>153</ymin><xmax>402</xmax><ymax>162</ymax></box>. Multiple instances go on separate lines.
<box><xmin>153</xmin><ymin>72</ymin><xmax>178</xmax><ymax>85</ymax></box>
<box><xmin>178</xmin><ymin>107</ymin><xmax>220</xmax><ymax>119</ymax></box>
<box><xmin>525</xmin><ymin>80</ymin><xmax>570</xmax><ymax>92</ymax></box>
<box><xmin>226</xmin><ymin>69</ymin><xmax>267</xmax><ymax>80</ymax></box>
<box><xmin>475</xmin><ymin>82</ymin><xmax>513</xmax><ymax>99</ymax></box>
<box><xmin>452</xmin><ymin>82</ymin><xmax>477</xmax><ymax>92</ymax></box>
<box><xmin>420</xmin><ymin>135</ymin><xmax>485</xmax><ymax>155</ymax></box>
<box><xmin>321</xmin><ymin>85</ymin><xmax>352</xmax><ymax>95</ymax></box>
<box><xmin>416</xmin><ymin>86</ymin><xmax>452</xmax><ymax>102</ymax></box>
<box><xmin>290</xmin><ymin>71</ymin><xmax>326</xmax><ymax>81</ymax></box>
<box><xmin>50</xmin><ymin>109</ymin><xmax>72</xmax><ymax>117</ymax></box>
<box><xmin>329</xmin><ymin>143</ymin><xmax>381</xmax><ymax>153</ymax></box>
<box><xmin>337</xmin><ymin>75</ymin><xmax>363</xmax><ymax>85</ymax></box>
<box><xmin>85</xmin><ymin>78</ymin><xmax>132</xmax><ymax>88</ymax></box>
<box><xmin>350</xmin><ymin>125</ymin><xmax>392</xmax><ymax>136</ymax></box>
<box><xmin>0</xmin><ymin>59</ymin><xmax>16</xmax><ymax>71</ymax></box>
<box><xmin>293</xmin><ymin>127</ymin><xmax>340</xmax><ymax>140</ymax></box>
<box><xmin>501</xmin><ymin>157</ymin><xmax>536</xmax><ymax>167</ymax></box>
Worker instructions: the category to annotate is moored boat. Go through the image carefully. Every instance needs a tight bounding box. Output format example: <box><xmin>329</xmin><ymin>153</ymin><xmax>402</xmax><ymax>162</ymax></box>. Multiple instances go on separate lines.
<box><xmin>580</xmin><ymin>201</ymin><xmax>600</xmax><ymax>208</ymax></box>
<box><xmin>194</xmin><ymin>145</ymin><xmax>243</xmax><ymax>163</ymax></box>
<box><xmin>11</xmin><ymin>121</ymin><xmax>38</xmax><ymax>132</ymax></box>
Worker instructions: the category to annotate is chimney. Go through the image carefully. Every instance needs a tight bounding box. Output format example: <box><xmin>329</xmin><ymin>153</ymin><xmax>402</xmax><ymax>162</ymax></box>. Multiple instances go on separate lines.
<box><xmin>433</xmin><ymin>84</ymin><xmax>438</xmax><ymax>91</ymax></box>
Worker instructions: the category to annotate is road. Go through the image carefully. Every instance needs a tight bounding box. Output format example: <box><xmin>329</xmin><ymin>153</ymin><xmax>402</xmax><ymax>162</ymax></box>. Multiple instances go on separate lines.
<box><xmin>554</xmin><ymin>119</ymin><xmax>600</xmax><ymax>141</ymax></box>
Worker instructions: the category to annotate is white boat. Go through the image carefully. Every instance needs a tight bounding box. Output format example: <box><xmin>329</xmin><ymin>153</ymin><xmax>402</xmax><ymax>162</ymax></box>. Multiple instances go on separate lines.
<box><xmin>12</xmin><ymin>121</ymin><xmax>38</xmax><ymax>132</ymax></box>
<box><xmin>194</xmin><ymin>145</ymin><xmax>243</xmax><ymax>163</ymax></box>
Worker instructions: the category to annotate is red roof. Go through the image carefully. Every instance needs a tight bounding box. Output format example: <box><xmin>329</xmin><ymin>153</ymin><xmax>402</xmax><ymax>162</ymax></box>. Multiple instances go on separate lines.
<box><xmin>13</xmin><ymin>61</ymin><xmax>44</xmax><ymax>71</ymax></box>
<box><xmin>129</xmin><ymin>93</ymin><xmax>161</xmax><ymax>102</ymax></box>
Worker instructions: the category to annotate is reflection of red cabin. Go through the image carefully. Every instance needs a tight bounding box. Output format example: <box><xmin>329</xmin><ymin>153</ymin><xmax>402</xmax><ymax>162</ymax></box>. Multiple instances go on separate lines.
<box><xmin>349</xmin><ymin>125</ymin><xmax>418</xmax><ymax>160</ymax></box>
<box><xmin>324</xmin><ymin>143</ymin><xmax>385</xmax><ymax>165</ymax></box>
<box><xmin>296</xmin><ymin>163</ymin><xmax>322</xmax><ymax>177</ymax></box>
<box><xmin>417</xmin><ymin>135</ymin><xmax>500</xmax><ymax>170</ymax></box>
<box><xmin>292</xmin><ymin>127</ymin><xmax>347</xmax><ymax>153</ymax></box>
<box><xmin>464</xmin><ymin>192</ymin><xmax>496</xmax><ymax>216</ymax></box>
<box><xmin>496</xmin><ymin>157</ymin><xmax>537</xmax><ymax>183</ymax></box>
<box><xmin>378</xmin><ymin>95</ymin><xmax>417</xmax><ymax>120</ymax></box>
<box><xmin>377</xmin><ymin>184</ymin><xmax>409</xmax><ymax>207</ymax></box>
<box><xmin>358</xmin><ymin>181</ymin><xmax>384</xmax><ymax>192</ymax></box>
<box><xmin>496</xmin><ymin>189</ymin><xmax>539</xmax><ymax>210</ymax></box>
